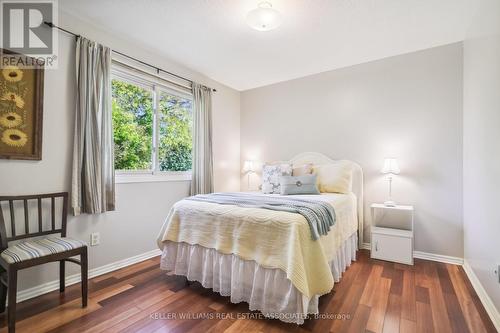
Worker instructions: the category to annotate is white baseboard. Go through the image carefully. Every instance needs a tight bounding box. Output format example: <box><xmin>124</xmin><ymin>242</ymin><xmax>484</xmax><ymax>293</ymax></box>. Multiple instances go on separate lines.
<box><xmin>16</xmin><ymin>248</ymin><xmax>162</xmax><ymax>303</ymax></box>
<box><xmin>462</xmin><ymin>259</ymin><xmax>500</xmax><ymax>332</ymax></box>
<box><xmin>361</xmin><ymin>242</ymin><xmax>464</xmax><ymax>265</ymax></box>
<box><xmin>413</xmin><ymin>251</ymin><xmax>464</xmax><ymax>265</ymax></box>
<box><xmin>361</xmin><ymin>242</ymin><xmax>371</xmax><ymax>250</ymax></box>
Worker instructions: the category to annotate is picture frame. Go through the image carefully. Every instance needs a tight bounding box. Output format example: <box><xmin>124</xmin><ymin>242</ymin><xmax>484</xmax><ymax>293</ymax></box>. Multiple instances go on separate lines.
<box><xmin>0</xmin><ymin>49</ymin><xmax>44</xmax><ymax>160</ymax></box>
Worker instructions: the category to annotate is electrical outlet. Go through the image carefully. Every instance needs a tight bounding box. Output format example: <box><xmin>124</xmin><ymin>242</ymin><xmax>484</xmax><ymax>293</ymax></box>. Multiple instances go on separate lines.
<box><xmin>496</xmin><ymin>265</ymin><xmax>500</xmax><ymax>284</ymax></box>
<box><xmin>90</xmin><ymin>232</ymin><xmax>100</xmax><ymax>246</ymax></box>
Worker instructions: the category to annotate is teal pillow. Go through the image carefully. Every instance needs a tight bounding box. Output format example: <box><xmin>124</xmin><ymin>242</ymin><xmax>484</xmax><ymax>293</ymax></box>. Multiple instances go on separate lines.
<box><xmin>280</xmin><ymin>175</ymin><xmax>320</xmax><ymax>195</ymax></box>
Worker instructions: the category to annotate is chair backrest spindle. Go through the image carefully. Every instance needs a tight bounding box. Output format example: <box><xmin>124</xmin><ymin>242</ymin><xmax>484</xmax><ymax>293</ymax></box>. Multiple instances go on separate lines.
<box><xmin>51</xmin><ymin>197</ymin><xmax>55</xmax><ymax>231</ymax></box>
<box><xmin>9</xmin><ymin>200</ymin><xmax>15</xmax><ymax>238</ymax></box>
<box><xmin>61</xmin><ymin>195</ymin><xmax>68</xmax><ymax>237</ymax></box>
<box><xmin>38</xmin><ymin>198</ymin><xmax>42</xmax><ymax>233</ymax></box>
<box><xmin>23</xmin><ymin>199</ymin><xmax>29</xmax><ymax>234</ymax></box>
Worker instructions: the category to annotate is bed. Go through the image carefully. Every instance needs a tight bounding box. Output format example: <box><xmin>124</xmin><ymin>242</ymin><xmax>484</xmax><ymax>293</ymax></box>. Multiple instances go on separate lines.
<box><xmin>156</xmin><ymin>152</ymin><xmax>364</xmax><ymax>324</ymax></box>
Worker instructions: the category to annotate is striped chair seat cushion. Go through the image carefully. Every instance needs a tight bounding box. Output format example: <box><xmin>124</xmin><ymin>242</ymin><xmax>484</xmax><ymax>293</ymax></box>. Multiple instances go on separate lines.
<box><xmin>1</xmin><ymin>237</ymin><xmax>87</xmax><ymax>264</ymax></box>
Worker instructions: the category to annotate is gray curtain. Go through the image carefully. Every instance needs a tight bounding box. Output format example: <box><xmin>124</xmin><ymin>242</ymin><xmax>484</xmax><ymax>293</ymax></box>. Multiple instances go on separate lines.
<box><xmin>191</xmin><ymin>83</ymin><xmax>214</xmax><ymax>195</ymax></box>
<box><xmin>71</xmin><ymin>37</ymin><xmax>115</xmax><ymax>215</ymax></box>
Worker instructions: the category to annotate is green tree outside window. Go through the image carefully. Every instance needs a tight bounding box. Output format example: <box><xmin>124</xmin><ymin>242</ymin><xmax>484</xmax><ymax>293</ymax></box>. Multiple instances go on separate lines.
<box><xmin>111</xmin><ymin>79</ymin><xmax>193</xmax><ymax>172</ymax></box>
<box><xmin>158</xmin><ymin>92</ymin><xmax>193</xmax><ymax>171</ymax></box>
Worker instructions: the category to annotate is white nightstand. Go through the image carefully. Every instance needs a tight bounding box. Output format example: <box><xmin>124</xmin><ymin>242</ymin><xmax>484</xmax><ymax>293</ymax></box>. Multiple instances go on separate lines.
<box><xmin>370</xmin><ymin>203</ymin><xmax>414</xmax><ymax>265</ymax></box>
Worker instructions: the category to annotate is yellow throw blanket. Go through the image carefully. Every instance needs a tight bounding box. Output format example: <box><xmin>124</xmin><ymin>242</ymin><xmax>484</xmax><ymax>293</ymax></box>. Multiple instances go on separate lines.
<box><xmin>157</xmin><ymin>193</ymin><xmax>358</xmax><ymax>298</ymax></box>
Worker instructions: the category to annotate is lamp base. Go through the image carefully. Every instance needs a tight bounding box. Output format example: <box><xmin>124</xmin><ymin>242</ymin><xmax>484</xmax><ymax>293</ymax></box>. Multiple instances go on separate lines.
<box><xmin>384</xmin><ymin>200</ymin><xmax>397</xmax><ymax>207</ymax></box>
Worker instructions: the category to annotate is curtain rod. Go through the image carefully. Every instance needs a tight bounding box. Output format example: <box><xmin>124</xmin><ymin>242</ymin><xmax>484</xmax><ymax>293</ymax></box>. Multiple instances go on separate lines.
<box><xmin>43</xmin><ymin>21</ymin><xmax>217</xmax><ymax>92</ymax></box>
<box><xmin>112</xmin><ymin>58</ymin><xmax>192</xmax><ymax>93</ymax></box>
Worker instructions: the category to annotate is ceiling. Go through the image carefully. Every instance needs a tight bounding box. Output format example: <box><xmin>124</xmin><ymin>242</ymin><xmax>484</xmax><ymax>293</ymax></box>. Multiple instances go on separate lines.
<box><xmin>59</xmin><ymin>0</ymin><xmax>467</xmax><ymax>91</ymax></box>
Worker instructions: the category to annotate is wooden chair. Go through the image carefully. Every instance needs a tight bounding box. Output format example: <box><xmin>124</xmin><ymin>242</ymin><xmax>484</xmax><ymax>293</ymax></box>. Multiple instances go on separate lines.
<box><xmin>0</xmin><ymin>192</ymin><xmax>88</xmax><ymax>333</ymax></box>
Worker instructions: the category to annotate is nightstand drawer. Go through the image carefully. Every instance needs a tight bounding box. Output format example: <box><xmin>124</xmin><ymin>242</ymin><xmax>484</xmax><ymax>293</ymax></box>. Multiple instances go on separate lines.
<box><xmin>371</xmin><ymin>231</ymin><xmax>413</xmax><ymax>265</ymax></box>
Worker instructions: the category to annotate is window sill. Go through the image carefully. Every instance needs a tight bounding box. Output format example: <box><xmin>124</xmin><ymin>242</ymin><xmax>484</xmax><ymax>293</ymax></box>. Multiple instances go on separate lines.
<box><xmin>115</xmin><ymin>172</ymin><xmax>192</xmax><ymax>184</ymax></box>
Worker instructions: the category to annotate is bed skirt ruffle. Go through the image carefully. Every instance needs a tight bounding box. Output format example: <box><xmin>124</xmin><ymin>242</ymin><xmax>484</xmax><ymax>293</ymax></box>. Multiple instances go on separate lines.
<box><xmin>160</xmin><ymin>232</ymin><xmax>357</xmax><ymax>324</ymax></box>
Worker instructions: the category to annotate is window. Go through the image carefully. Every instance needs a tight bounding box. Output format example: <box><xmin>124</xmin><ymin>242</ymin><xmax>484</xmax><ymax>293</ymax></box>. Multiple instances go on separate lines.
<box><xmin>111</xmin><ymin>65</ymin><xmax>193</xmax><ymax>182</ymax></box>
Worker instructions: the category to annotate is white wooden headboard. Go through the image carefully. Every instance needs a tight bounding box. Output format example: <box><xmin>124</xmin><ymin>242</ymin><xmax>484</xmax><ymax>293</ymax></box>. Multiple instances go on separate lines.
<box><xmin>289</xmin><ymin>152</ymin><xmax>364</xmax><ymax>246</ymax></box>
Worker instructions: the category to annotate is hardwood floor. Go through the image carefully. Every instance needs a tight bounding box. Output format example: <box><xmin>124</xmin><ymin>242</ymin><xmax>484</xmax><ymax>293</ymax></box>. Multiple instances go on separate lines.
<box><xmin>0</xmin><ymin>250</ymin><xmax>496</xmax><ymax>333</ymax></box>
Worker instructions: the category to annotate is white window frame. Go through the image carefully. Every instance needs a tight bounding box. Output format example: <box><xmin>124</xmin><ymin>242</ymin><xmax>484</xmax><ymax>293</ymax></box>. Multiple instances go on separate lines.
<box><xmin>112</xmin><ymin>65</ymin><xmax>193</xmax><ymax>184</ymax></box>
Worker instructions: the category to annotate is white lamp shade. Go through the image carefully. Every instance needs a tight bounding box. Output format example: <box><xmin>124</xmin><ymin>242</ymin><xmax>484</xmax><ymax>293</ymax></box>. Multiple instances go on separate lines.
<box><xmin>381</xmin><ymin>158</ymin><xmax>400</xmax><ymax>174</ymax></box>
<box><xmin>246</xmin><ymin>2</ymin><xmax>282</xmax><ymax>31</ymax></box>
<box><xmin>243</xmin><ymin>160</ymin><xmax>255</xmax><ymax>173</ymax></box>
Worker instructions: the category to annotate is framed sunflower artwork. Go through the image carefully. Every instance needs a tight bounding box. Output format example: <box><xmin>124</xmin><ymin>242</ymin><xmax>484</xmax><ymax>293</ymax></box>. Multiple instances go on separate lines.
<box><xmin>0</xmin><ymin>49</ymin><xmax>44</xmax><ymax>160</ymax></box>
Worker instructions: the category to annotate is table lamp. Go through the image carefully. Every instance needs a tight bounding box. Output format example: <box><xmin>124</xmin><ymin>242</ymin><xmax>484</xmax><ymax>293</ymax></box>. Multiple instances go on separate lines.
<box><xmin>381</xmin><ymin>158</ymin><xmax>400</xmax><ymax>206</ymax></box>
<box><xmin>243</xmin><ymin>160</ymin><xmax>256</xmax><ymax>191</ymax></box>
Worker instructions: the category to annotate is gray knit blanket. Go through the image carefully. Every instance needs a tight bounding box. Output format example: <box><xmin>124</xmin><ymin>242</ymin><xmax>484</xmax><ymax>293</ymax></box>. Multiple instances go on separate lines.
<box><xmin>186</xmin><ymin>192</ymin><xmax>336</xmax><ymax>240</ymax></box>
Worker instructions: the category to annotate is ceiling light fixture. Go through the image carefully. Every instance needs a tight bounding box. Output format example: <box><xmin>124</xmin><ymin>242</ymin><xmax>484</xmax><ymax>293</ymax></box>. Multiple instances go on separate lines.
<box><xmin>246</xmin><ymin>2</ymin><xmax>282</xmax><ymax>32</ymax></box>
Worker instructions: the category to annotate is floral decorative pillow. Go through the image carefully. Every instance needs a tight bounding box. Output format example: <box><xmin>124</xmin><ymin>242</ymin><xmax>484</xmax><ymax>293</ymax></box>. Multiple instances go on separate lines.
<box><xmin>262</xmin><ymin>163</ymin><xmax>293</xmax><ymax>194</ymax></box>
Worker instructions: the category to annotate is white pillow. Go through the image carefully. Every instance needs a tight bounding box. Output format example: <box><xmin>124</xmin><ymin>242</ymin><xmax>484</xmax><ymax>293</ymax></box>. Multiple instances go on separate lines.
<box><xmin>292</xmin><ymin>163</ymin><xmax>314</xmax><ymax>176</ymax></box>
<box><xmin>314</xmin><ymin>163</ymin><xmax>353</xmax><ymax>194</ymax></box>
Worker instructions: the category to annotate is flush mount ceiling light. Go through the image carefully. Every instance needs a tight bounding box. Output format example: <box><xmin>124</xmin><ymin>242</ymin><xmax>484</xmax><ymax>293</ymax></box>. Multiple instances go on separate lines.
<box><xmin>246</xmin><ymin>2</ymin><xmax>282</xmax><ymax>32</ymax></box>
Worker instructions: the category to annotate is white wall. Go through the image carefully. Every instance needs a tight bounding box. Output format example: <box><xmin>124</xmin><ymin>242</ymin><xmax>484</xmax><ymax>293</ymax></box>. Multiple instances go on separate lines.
<box><xmin>463</xmin><ymin>0</ymin><xmax>500</xmax><ymax>313</ymax></box>
<box><xmin>0</xmin><ymin>11</ymin><xmax>240</xmax><ymax>291</ymax></box>
<box><xmin>241</xmin><ymin>43</ymin><xmax>464</xmax><ymax>258</ymax></box>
